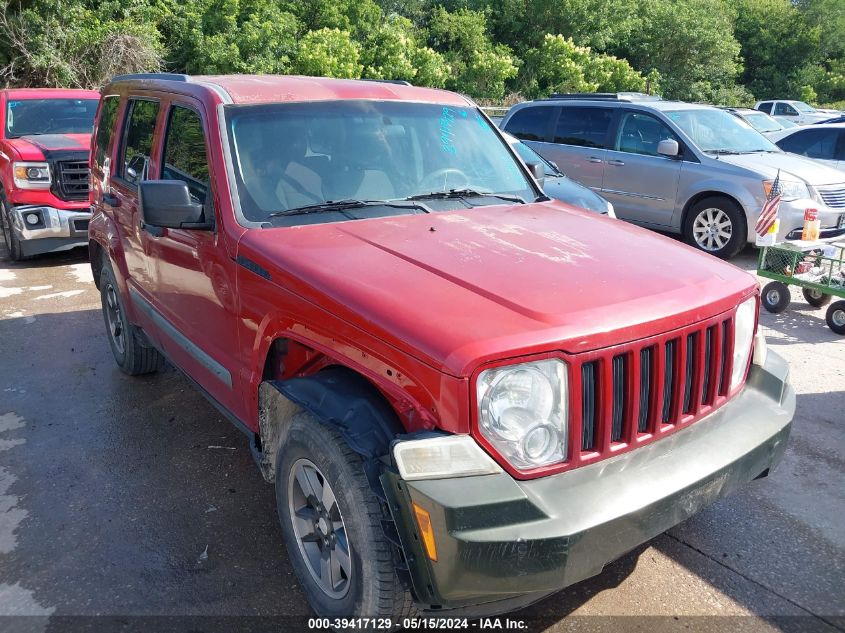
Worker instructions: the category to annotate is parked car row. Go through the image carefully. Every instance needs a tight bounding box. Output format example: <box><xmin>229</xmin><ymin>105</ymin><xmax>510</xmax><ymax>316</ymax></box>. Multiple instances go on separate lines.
<box><xmin>1</xmin><ymin>74</ymin><xmax>795</xmax><ymax>624</ymax></box>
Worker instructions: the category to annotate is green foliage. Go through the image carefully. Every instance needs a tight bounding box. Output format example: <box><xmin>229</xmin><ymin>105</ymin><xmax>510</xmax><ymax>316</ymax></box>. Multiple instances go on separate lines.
<box><xmin>360</xmin><ymin>15</ymin><xmax>449</xmax><ymax>87</ymax></box>
<box><xmin>293</xmin><ymin>28</ymin><xmax>362</xmax><ymax>79</ymax></box>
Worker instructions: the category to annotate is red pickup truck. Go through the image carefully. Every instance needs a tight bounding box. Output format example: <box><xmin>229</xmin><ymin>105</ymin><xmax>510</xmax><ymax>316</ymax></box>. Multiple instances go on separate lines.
<box><xmin>0</xmin><ymin>88</ymin><xmax>99</xmax><ymax>260</ymax></box>
<box><xmin>88</xmin><ymin>74</ymin><xmax>794</xmax><ymax>622</ymax></box>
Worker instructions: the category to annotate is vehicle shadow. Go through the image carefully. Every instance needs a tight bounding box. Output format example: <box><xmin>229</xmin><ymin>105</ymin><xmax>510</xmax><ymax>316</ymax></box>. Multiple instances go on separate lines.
<box><xmin>0</xmin><ymin>244</ymin><xmax>88</xmax><ymax>270</ymax></box>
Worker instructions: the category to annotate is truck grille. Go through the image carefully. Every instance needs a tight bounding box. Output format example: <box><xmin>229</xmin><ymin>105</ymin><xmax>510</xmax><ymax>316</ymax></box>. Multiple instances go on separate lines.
<box><xmin>567</xmin><ymin>311</ymin><xmax>737</xmax><ymax>468</ymax></box>
<box><xmin>818</xmin><ymin>185</ymin><xmax>845</xmax><ymax>209</ymax></box>
<box><xmin>53</xmin><ymin>159</ymin><xmax>90</xmax><ymax>201</ymax></box>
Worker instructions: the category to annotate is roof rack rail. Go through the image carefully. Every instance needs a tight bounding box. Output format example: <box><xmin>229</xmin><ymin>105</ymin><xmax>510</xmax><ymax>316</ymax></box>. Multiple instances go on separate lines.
<box><xmin>546</xmin><ymin>92</ymin><xmax>661</xmax><ymax>101</ymax></box>
<box><xmin>110</xmin><ymin>73</ymin><xmax>190</xmax><ymax>83</ymax></box>
<box><xmin>359</xmin><ymin>79</ymin><xmax>413</xmax><ymax>86</ymax></box>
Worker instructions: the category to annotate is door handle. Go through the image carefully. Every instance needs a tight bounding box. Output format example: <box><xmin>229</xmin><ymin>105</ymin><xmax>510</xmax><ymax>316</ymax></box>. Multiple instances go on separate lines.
<box><xmin>607</xmin><ymin>159</ymin><xmax>625</xmax><ymax>166</ymax></box>
<box><xmin>587</xmin><ymin>157</ymin><xmax>603</xmax><ymax>163</ymax></box>
<box><xmin>103</xmin><ymin>192</ymin><xmax>120</xmax><ymax>207</ymax></box>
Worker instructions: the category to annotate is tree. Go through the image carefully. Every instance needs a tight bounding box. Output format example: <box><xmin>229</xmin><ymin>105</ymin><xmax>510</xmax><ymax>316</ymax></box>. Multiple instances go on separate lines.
<box><xmin>293</xmin><ymin>28</ymin><xmax>362</xmax><ymax>79</ymax></box>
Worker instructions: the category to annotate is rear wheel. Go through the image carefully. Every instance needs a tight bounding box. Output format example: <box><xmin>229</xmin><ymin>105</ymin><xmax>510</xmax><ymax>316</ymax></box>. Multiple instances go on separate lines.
<box><xmin>683</xmin><ymin>196</ymin><xmax>746</xmax><ymax>259</ymax></box>
<box><xmin>761</xmin><ymin>281</ymin><xmax>791</xmax><ymax>314</ymax></box>
<box><xmin>99</xmin><ymin>256</ymin><xmax>162</xmax><ymax>375</ymax></box>
<box><xmin>802</xmin><ymin>287</ymin><xmax>831</xmax><ymax>308</ymax></box>
<box><xmin>275</xmin><ymin>411</ymin><xmax>414</xmax><ymax>620</ymax></box>
<box><xmin>826</xmin><ymin>300</ymin><xmax>845</xmax><ymax>335</ymax></box>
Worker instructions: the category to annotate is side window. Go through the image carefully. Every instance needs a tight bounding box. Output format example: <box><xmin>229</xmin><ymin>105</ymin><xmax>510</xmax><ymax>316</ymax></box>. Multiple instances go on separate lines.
<box><xmin>757</xmin><ymin>102</ymin><xmax>773</xmax><ymax>114</ymax></box>
<box><xmin>504</xmin><ymin>107</ymin><xmax>552</xmax><ymax>142</ymax></box>
<box><xmin>552</xmin><ymin>107</ymin><xmax>612</xmax><ymax>148</ymax></box>
<box><xmin>119</xmin><ymin>99</ymin><xmax>159</xmax><ymax>186</ymax></box>
<box><xmin>94</xmin><ymin>96</ymin><xmax>119</xmax><ymax>169</ymax></box>
<box><xmin>161</xmin><ymin>106</ymin><xmax>211</xmax><ymax>205</ymax></box>
<box><xmin>614</xmin><ymin>112</ymin><xmax>679</xmax><ymax>157</ymax></box>
<box><xmin>779</xmin><ymin>129</ymin><xmax>837</xmax><ymax>159</ymax></box>
<box><xmin>774</xmin><ymin>103</ymin><xmax>797</xmax><ymax>116</ymax></box>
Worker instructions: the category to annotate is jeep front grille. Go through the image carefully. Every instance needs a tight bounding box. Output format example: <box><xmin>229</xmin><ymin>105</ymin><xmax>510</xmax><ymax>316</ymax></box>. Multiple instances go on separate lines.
<box><xmin>573</xmin><ymin>312</ymin><xmax>736</xmax><ymax>467</ymax></box>
<box><xmin>818</xmin><ymin>185</ymin><xmax>845</xmax><ymax>209</ymax></box>
<box><xmin>53</xmin><ymin>159</ymin><xmax>90</xmax><ymax>201</ymax></box>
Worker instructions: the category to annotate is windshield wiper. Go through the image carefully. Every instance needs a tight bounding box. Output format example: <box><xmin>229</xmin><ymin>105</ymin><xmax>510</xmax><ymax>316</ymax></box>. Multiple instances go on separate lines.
<box><xmin>268</xmin><ymin>199</ymin><xmax>431</xmax><ymax>218</ymax></box>
<box><xmin>404</xmin><ymin>189</ymin><xmax>527</xmax><ymax>204</ymax></box>
<box><xmin>704</xmin><ymin>149</ymin><xmax>745</xmax><ymax>155</ymax></box>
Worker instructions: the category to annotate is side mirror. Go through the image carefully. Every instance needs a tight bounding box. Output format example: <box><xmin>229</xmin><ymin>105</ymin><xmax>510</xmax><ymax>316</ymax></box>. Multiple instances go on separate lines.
<box><xmin>527</xmin><ymin>162</ymin><xmax>545</xmax><ymax>186</ymax></box>
<box><xmin>139</xmin><ymin>180</ymin><xmax>209</xmax><ymax>230</ymax></box>
<box><xmin>657</xmin><ymin>139</ymin><xmax>680</xmax><ymax>157</ymax></box>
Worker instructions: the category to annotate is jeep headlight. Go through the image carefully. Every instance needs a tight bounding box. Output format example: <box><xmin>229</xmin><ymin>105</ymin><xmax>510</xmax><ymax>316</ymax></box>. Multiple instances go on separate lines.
<box><xmin>477</xmin><ymin>358</ymin><xmax>568</xmax><ymax>469</ymax></box>
<box><xmin>731</xmin><ymin>296</ymin><xmax>757</xmax><ymax>390</ymax></box>
<box><xmin>13</xmin><ymin>162</ymin><xmax>51</xmax><ymax>189</ymax></box>
<box><xmin>763</xmin><ymin>178</ymin><xmax>809</xmax><ymax>202</ymax></box>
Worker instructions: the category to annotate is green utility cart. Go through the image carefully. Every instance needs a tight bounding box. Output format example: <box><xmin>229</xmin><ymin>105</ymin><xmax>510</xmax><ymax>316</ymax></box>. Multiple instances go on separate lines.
<box><xmin>757</xmin><ymin>240</ymin><xmax>845</xmax><ymax>335</ymax></box>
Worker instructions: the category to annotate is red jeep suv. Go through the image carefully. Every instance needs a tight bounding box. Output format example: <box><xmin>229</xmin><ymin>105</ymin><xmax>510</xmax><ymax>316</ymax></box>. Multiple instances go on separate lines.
<box><xmin>88</xmin><ymin>74</ymin><xmax>794</xmax><ymax>622</ymax></box>
<box><xmin>0</xmin><ymin>88</ymin><xmax>99</xmax><ymax>260</ymax></box>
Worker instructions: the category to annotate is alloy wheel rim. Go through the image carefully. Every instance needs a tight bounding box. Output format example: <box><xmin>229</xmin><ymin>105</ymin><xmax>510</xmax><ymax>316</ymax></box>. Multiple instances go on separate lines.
<box><xmin>693</xmin><ymin>208</ymin><xmax>732</xmax><ymax>251</ymax></box>
<box><xmin>288</xmin><ymin>458</ymin><xmax>352</xmax><ymax>599</ymax></box>
<box><xmin>766</xmin><ymin>288</ymin><xmax>781</xmax><ymax>306</ymax></box>
<box><xmin>105</xmin><ymin>284</ymin><xmax>125</xmax><ymax>355</ymax></box>
<box><xmin>833</xmin><ymin>309</ymin><xmax>845</xmax><ymax>328</ymax></box>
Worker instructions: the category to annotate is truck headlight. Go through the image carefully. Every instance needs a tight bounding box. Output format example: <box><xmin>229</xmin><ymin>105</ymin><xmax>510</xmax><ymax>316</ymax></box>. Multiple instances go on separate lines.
<box><xmin>393</xmin><ymin>435</ymin><xmax>502</xmax><ymax>481</ymax></box>
<box><xmin>13</xmin><ymin>162</ymin><xmax>51</xmax><ymax>189</ymax></box>
<box><xmin>477</xmin><ymin>358</ymin><xmax>568</xmax><ymax>469</ymax></box>
<box><xmin>731</xmin><ymin>296</ymin><xmax>757</xmax><ymax>390</ymax></box>
<box><xmin>763</xmin><ymin>178</ymin><xmax>809</xmax><ymax>202</ymax></box>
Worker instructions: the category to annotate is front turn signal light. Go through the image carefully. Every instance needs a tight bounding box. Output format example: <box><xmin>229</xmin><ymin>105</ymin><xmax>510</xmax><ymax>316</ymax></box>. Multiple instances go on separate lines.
<box><xmin>412</xmin><ymin>502</ymin><xmax>438</xmax><ymax>562</ymax></box>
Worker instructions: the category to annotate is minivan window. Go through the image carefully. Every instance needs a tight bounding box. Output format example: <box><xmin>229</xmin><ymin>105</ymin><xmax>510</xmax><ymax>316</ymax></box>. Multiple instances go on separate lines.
<box><xmin>162</xmin><ymin>106</ymin><xmax>210</xmax><ymax>205</ymax></box>
<box><xmin>666</xmin><ymin>108</ymin><xmax>779</xmax><ymax>154</ymax></box>
<box><xmin>120</xmin><ymin>99</ymin><xmax>159</xmax><ymax>186</ymax></box>
<box><xmin>94</xmin><ymin>96</ymin><xmax>120</xmax><ymax>169</ymax></box>
<box><xmin>505</xmin><ymin>107</ymin><xmax>552</xmax><ymax>142</ymax></box>
<box><xmin>226</xmin><ymin>100</ymin><xmax>536</xmax><ymax>225</ymax></box>
<box><xmin>778</xmin><ymin>129</ymin><xmax>839</xmax><ymax>160</ymax></box>
<box><xmin>553</xmin><ymin>107</ymin><xmax>612</xmax><ymax>148</ymax></box>
<box><xmin>614</xmin><ymin>112</ymin><xmax>679</xmax><ymax>156</ymax></box>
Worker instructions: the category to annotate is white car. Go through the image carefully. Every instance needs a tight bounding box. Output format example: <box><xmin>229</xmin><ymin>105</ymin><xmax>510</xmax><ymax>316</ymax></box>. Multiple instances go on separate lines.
<box><xmin>755</xmin><ymin>100</ymin><xmax>831</xmax><ymax>126</ymax></box>
<box><xmin>721</xmin><ymin>107</ymin><xmax>789</xmax><ymax>138</ymax></box>
<box><xmin>771</xmin><ymin>123</ymin><xmax>845</xmax><ymax>172</ymax></box>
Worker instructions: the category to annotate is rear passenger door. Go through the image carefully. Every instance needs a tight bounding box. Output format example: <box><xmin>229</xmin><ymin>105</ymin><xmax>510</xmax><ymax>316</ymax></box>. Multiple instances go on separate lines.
<box><xmin>543</xmin><ymin>106</ymin><xmax>612</xmax><ymax>191</ymax></box>
<box><xmin>600</xmin><ymin>110</ymin><xmax>682</xmax><ymax>227</ymax></box>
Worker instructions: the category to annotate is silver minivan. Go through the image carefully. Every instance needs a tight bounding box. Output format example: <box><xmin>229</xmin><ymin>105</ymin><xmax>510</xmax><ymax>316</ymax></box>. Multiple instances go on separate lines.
<box><xmin>501</xmin><ymin>94</ymin><xmax>845</xmax><ymax>258</ymax></box>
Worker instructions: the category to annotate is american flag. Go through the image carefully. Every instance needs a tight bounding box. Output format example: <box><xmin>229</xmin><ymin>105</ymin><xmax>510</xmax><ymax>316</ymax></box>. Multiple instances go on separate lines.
<box><xmin>755</xmin><ymin>171</ymin><xmax>781</xmax><ymax>236</ymax></box>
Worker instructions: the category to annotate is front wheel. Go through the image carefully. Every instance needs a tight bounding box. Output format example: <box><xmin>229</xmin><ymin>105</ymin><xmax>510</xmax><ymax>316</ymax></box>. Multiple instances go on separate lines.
<box><xmin>802</xmin><ymin>287</ymin><xmax>831</xmax><ymax>308</ymax></box>
<box><xmin>683</xmin><ymin>196</ymin><xmax>746</xmax><ymax>259</ymax></box>
<box><xmin>761</xmin><ymin>281</ymin><xmax>790</xmax><ymax>314</ymax></box>
<box><xmin>826</xmin><ymin>300</ymin><xmax>845</xmax><ymax>335</ymax></box>
<box><xmin>1</xmin><ymin>197</ymin><xmax>29</xmax><ymax>261</ymax></box>
<box><xmin>275</xmin><ymin>412</ymin><xmax>414</xmax><ymax>620</ymax></box>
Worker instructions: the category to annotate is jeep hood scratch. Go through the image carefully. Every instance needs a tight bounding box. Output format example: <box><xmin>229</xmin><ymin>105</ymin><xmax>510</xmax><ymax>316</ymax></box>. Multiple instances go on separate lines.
<box><xmin>239</xmin><ymin>201</ymin><xmax>756</xmax><ymax>376</ymax></box>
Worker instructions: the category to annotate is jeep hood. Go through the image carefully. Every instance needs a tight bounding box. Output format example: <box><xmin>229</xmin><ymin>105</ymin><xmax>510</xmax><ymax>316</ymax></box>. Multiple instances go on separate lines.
<box><xmin>7</xmin><ymin>133</ymin><xmax>90</xmax><ymax>161</ymax></box>
<box><xmin>240</xmin><ymin>202</ymin><xmax>756</xmax><ymax>376</ymax></box>
<box><xmin>717</xmin><ymin>151</ymin><xmax>845</xmax><ymax>186</ymax></box>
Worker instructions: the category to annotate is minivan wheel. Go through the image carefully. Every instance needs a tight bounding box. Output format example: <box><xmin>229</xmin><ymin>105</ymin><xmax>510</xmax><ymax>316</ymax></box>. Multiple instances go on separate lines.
<box><xmin>684</xmin><ymin>197</ymin><xmax>746</xmax><ymax>259</ymax></box>
<box><xmin>99</xmin><ymin>257</ymin><xmax>162</xmax><ymax>375</ymax></box>
<box><xmin>276</xmin><ymin>411</ymin><xmax>414</xmax><ymax>621</ymax></box>
<box><xmin>802</xmin><ymin>287</ymin><xmax>831</xmax><ymax>308</ymax></box>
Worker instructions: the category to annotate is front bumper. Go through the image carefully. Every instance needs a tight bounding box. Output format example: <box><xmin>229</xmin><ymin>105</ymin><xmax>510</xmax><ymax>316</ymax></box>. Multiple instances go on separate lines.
<box><xmin>775</xmin><ymin>199</ymin><xmax>844</xmax><ymax>242</ymax></box>
<box><xmin>9</xmin><ymin>205</ymin><xmax>91</xmax><ymax>256</ymax></box>
<box><xmin>382</xmin><ymin>350</ymin><xmax>794</xmax><ymax>616</ymax></box>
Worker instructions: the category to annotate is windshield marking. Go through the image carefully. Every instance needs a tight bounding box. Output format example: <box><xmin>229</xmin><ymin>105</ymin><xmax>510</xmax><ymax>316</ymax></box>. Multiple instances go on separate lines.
<box><xmin>439</xmin><ymin>106</ymin><xmax>458</xmax><ymax>155</ymax></box>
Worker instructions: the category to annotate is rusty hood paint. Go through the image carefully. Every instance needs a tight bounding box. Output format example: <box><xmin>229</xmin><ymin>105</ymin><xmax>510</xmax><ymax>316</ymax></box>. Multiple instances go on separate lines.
<box><xmin>239</xmin><ymin>201</ymin><xmax>757</xmax><ymax>376</ymax></box>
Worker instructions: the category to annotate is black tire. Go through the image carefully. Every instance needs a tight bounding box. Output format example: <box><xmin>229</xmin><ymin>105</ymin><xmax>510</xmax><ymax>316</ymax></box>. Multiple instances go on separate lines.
<box><xmin>761</xmin><ymin>281</ymin><xmax>791</xmax><ymax>314</ymax></box>
<box><xmin>1</xmin><ymin>195</ymin><xmax>30</xmax><ymax>261</ymax></box>
<box><xmin>99</xmin><ymin>256</ymin><xmax>161</xmax><ymax>375</ymax></box>
<box><xmin>802</xmin><ymin>287</ymin><xmax>831</xmax><ymax>308</ymax></box>
<box><xmin>275</xmin><ymin>411</ymin><xmax>414</xmax><ymax>621</ymax></box>
<box><xmin>683</xmin><ymin>196</ymin><xmax>747</xmax><ymax>260</ymax></box>
<box><xmin>826</xmin><ymin>300</ymin><xmax>845</xmax><ymax>335</ymax></box>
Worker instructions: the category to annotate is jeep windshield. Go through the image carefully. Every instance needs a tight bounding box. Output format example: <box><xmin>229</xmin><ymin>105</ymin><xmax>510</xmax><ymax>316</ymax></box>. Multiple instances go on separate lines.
<box><xmin>6</xmin><ymin>99</ymin><xmax>99</xmax><ymax>138</ymax></box>
<box><xmin>666</xmin><ymin>108</ymin><xmax>781</xmax><ymax>154</ymax></box>
<box><xmin>225</xmin><ymin>100</ymin><xmax>538</xmax><ymax>226</ymax></box>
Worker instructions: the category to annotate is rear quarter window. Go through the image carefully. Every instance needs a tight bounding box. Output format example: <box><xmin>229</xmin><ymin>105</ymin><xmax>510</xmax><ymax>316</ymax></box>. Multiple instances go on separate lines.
<box><xmin>504</xmin><ymin>107</ymin><xmax>552</xmax><ymax>142</ymax></box>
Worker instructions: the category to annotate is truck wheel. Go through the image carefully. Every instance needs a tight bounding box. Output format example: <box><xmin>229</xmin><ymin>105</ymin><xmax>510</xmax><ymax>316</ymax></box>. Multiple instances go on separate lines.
<box><xmin>1</xmin><ymin>197</ymin><xmax>29</xmax><ymax>261</ymax></box>
<box><xmin>761</xmin><ymin>281</ymin><xmax>790</xmax><ymax>314</ymax></box>
<box><xmin>276</xmin><ymin>411</ymin><xmax>414</xmax><ymax>621</ymax></box>
<box><xmin>826</xmin><ymin>301</ymin><xmax>845</xmax><ymax>335</ymax></box>
<box><xmin>802</xmin><ymin>287</ymin><xmax>831</xmax><ymax>308</ymax></box>
<box><xmin>684</xmin><ymin>196</ymin><xmax>746</xmax><ymax>260</ymax></box>
<box><xmin>99</xmin><ymin>257</ymin><xmax>162</xmax><ymax>375</ymax></box>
